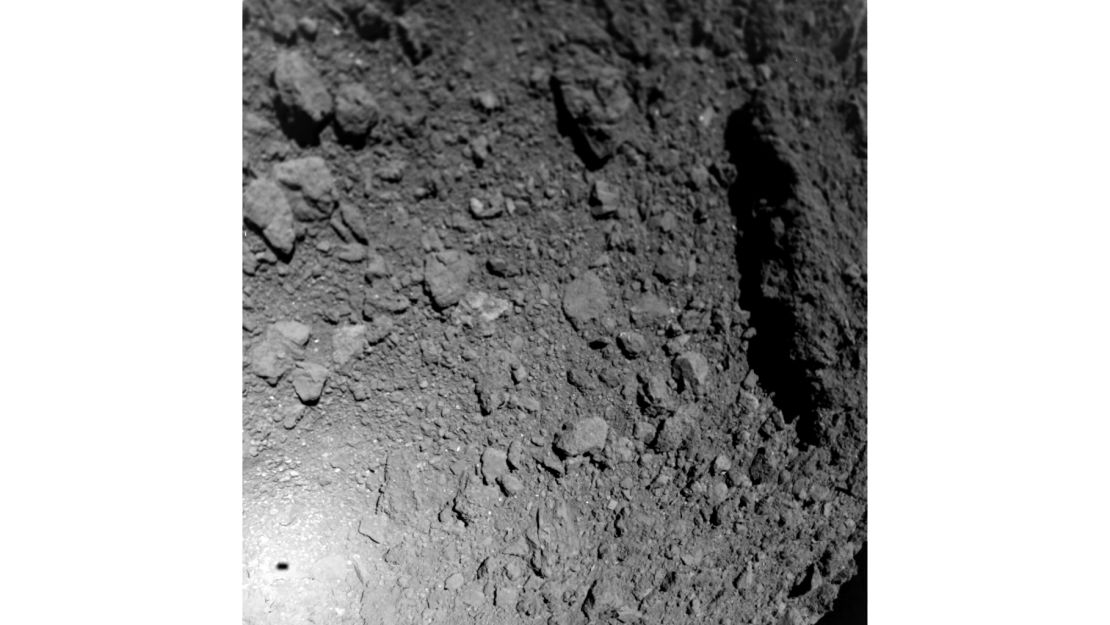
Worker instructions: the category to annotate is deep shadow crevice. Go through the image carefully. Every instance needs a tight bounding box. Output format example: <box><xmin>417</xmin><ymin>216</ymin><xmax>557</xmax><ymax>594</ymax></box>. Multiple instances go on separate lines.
<box><xmin>725</xmin><ymin>100</ymin><xmax>823</xmax><ymax>445</ymax></box>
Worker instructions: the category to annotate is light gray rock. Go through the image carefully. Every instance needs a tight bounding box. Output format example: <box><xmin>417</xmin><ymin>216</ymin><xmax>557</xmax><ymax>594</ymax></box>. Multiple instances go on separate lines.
<box><xmin>243</xmin><ymin>179</ymin><xmax>295</xmax><ymax>255</ymax></box>
<box><xmin>554</xmin><ymin>416</ymin><xmax>610</xmax><ymax>457</ymax></box>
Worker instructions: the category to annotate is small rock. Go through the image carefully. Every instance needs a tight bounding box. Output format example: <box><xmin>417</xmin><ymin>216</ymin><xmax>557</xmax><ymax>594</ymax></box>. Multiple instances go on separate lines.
<box><xmin>297</xmin><ymin>16</ymin><xmax>318</xmax><ymax>39</ymax></box>
<box><xmin>291</xmin><ymin>361</ymin><xmax>329</xmax><ymax>404</ymax></box>
<box><xmin>507</xmin><ymin>441</ymin><xmax>525</xmax><ymax>470</ymax></box>
<box><xmin>554</xmin><ymin>416</ymin><xmax>610</xmax><ymax>457</ymax></box>
<box><xmin>396</xmin><ymin>14</ymin><xmax>431</xmax><ymax>63</ymax></box>
<box><xmin>469</xmin><ymin>196</ymin><xmax>500</xmax><ymax>219</ymax></box>
<box><xmin>673</xmin><ymin>351</ymin><xmax>710</xmax><ymax>394</ymax></box>
<box><xmin>617</xmin><ymin>331</ymin><xmax>647</xmax><ymax>358</ymax></box>
<box><xmin>444</xmin><ymin>572</ymin><xmax>465</xmax><ymax>591</ymax></box>
<box><xmin>335</xmin><ymin>83</ymin><xmax>381</xmax><ymax>140</ymax></box>
<box><xmin>281</xmin><ymin>403</ymin><xmax>305</xmax><ymax>430</ymax></box>
<box><xmin>713</xmin><ymin>454</ymin><xmax>732</xmax><ymax>473</ymax></box>
<box><xmin>273</xmin><ymin>156</ymin><xmax>337</xmax><ymax>220</ymax></box>
<box><xmin>337</xmin><ymin>202</ymin><xmax>369</xmax><ymax>243</ymax></box>
<box><xmin>365</xmin><ymin>252</ymin><xmax>390</xmax><ymax>281</ymax></box>
<box><xmin>270</xmin><ymin>13</ymin><xmax>298</xmax><ymax>43</ymax></box>
<box><xmin>629</xmin><ymin>294</ymin><xmax>672</xmax><ymax>327</ymax></box>
<box><xmin>336</xmin><ymin>242</ymin><xmax>367</xmax><ymax>263</ymax></box>
<box><xmin>562</xmin><ymin>271</ymin><xmax>611</xmax><ymax>331</ymax></box>
<box><xmin>423</xmin><ymin>249</ymin><xmax>475</xmax><ymax>309</ymax></box>
<box><xmin>481</xmin><ymin>448</ymin><xmax>509</xmax><ymax>485</ymax></box>
<box><xmin>653</xmin><ymin>253</ymin><xmax>686</xmax><ymax>283</ymax></box>
<box><xmin>273</xmin><ymin>51</ymin><xmax>333</xmax><ymax>127</ymax></box>
<box><xmin>473</xmin><ymin>90</ymin><xmax>501</xmax><ymax>112</ymax></box>
<box><xmin>355</xmin><ymin>2</ymin><xmax>391</xmax><ymax>40</ymax></box>
<box><xmin>589</xmin><ymin>179</ymin><xmax>620</xmax><ymax>218</ymax></box>
<box><xmin>272</xmin><ymin>320</ymin><xmax>311</xmax><ymax>346</ymax></box>
<box><xmin>498</xmin><ymin>473</ymin><xmax>524</xmax><ymax>497</ymax></box>
<box><xmin>461</xmin><ymin>291</ymin><xmax>511</xmax><ymax>323</ymax></box>
<box><xmin>376</xmin><ymin>159</ymin><xmax>407</xmax><ymax>182</ymax></box>
<box><xmin>332</xmin><ymin>325</ymin><xmax>367</xmax><ymax>366</ymax></box>
<box><xmin>653</xmin><ymin>404</ymin><xmax>700</xmax><ymax>452</ymax></box>
<box><xmin>243</xmin><ymin>179</ymin><xmax>295</xmax><ymax>256</ymax></box>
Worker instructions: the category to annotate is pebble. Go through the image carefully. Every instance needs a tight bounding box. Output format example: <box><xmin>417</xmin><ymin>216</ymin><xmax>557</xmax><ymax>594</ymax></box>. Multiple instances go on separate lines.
<box><xmin>673</xmin><ymin>351</ymin><xmax>710</xmax><ymax>394</ymax></box>
<box><xmin>335</xmin><ymin>83</ymin><xmax>381</xmax><ymax>139</ymax></box>
<box><xmin>273</xmin><ymin>156</ymin><xmax>337</xmax><ymax>220</ymax></box>
<box><xmin>332</xmin><ymin>325</ymin><xmax>367</xmax><ymax>365</ymax></box>
<box><xmin>554</xmin><ymin>416</ymin><xmax>610</xmax><ymax>457</ymax></box>
<box><xmin>273</xmin><ymin>51</ymin><xmax>333</xmax><ymax>126</ymax></box>
<box><xmin>589</xmin><ymin>179</ymin><xmax>620</xmax><ymax>218</ymax></box>
<box><xmin>423</xmin><ymin>249</ymin><xmax>475</xmax><ymax>309</ymax></box>
<box><xmin>291</xmin><ymin>361</ymin><xmax>329</xmax><ymax>404</ymax></box>
<box><xmin>243</xmin><ymin>179</ymin><xmax>296</xmax><ymax>256</ymax></box>
<box><xmin>562</xmin><ymin>271</ymin><xmax>611</xmax><ymax>331</ymax></box>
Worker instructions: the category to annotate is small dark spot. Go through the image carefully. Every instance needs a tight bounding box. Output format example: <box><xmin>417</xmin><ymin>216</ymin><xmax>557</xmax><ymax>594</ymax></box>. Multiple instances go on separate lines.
<box><xmin>276</xmin><ymin>562</ymin><xmax>289</xmax><ymax>571</ymax></box>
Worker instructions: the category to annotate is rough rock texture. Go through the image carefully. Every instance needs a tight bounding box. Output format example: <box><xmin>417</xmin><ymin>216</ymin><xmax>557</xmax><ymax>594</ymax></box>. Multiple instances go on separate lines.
<box><xmin>242</xmin><ymin>1</ymin><xmax>867</xmax><ymax>624</ymax></box>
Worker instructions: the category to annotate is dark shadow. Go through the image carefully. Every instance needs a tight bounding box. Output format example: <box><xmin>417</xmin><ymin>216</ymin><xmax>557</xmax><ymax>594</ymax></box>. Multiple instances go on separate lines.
<box><xmin>272</xmin><ymin>94</ymin><xmax>324</xmax><ymax>148</ymax></box>
<box><xmin>724</xmin><ymin>102</ymin><xmax>823</xmax><ymax>445</ymax></box>
<box><xmin>815</xmin><ymin>544</ymin><xmax>867</xmax><ymax>625</ymax></box>
<box><xmin>275</xmin><ymin>562</ymin><xmax>289</xmax><ymax>571</ymax></box>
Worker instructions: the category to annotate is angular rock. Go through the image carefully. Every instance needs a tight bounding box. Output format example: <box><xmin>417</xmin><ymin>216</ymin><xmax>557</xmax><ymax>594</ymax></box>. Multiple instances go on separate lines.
<box><xmin>271</xmin><ymin>320</ymin><xmax>311</xmax><ymax>346</ymax></box>
<box><xmin>332</xmin><ymin>324</ymin><xmax>367</xmax><ymax>366</ymax></box>
<box><xmin>616</xmin><ymin>331</ymin><xmax>647</xmax><ymax>358</ymax></box>
<box><xmin>248</xmin><ymin>336</ymin><xmax>293</xmax><ymax>385</ymax></box>
<box><xmin>274</xmin><ymin>156</ymin><xmax>337</xmax><ymax>220</ymax></box>
<box><xmin>562</xmin><ymin>271</ymin><xmax>610</xmax><ymax>331</ymax></box>
<box><xmin>243</xmin><ymin>179</ymin><xmax>295</xmax><ymax>256</ymax></box>
<box><xmin>291</xmin><ymin>361</ymin><xmax>329</xmax><ymax>404</ymax></box>
<box><xmin>552</xmin><ymin>63</ymin><xmax>634</xmax><ymax>167</ymax></box>
<box><xmin>497</xmin><ymin>473</ymin><xmax>524</xmax><ymax>497</ymax></box>
<box><xmin>273</xmin><ymin>51</ymin><xmax>333</xmax><ymax>126</ymax></box>
<box><xmin>653</xmin><ymin>404</ymin><xmax>700</xmax><ymax>452</ymax></box>
<box><xmin>338</xmin><ymin>202</ymin><xmax>369</xmax><ymax>243</ymax></box>
<box><xmin>444</xmin><ymin>572</ymin><xmax>465</xmax><ymax>591</ymax></box>
<box><xmin>673</xmin><ymin>351</ymin><xmax>710</xmax><ymax>394</ymax></box>
<box><xmin>396</xmin><ymin>14</ymin><xmax>431</xmax><ymax>63</ymax></box>
<box><xmin>589</xmin><ymin>179</ymin><xmax>620</xmax><ymax>218</ymax></box>
<box><xmin>629</xmin><ymin>293</ymin><xmax>671</xmax><ymax>327</ymax></box>
<box><xmin>481</xmin><ymin>448</ymin><xmax>509</xmax><ymax>485</ymax></box>
<box><xmin>554</xmin><ymin>416</ymin><xmax>609</xmax><ymax>457</ymax></box>
<box><xmin>335</xmin><ymin>83</ymin><xmax>381</xmax><ymax>140</ymax></box>
<box><xmin>423</xmin><ymin>249</ymin><xmax>475</xmax><ymax>309</ymax></box>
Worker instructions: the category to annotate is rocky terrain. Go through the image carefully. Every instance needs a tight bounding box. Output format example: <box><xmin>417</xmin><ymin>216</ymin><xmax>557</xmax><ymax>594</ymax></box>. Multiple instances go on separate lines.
<box><xmin>241</xmin><ymin>1</ymin><xmax>867</xmax><ymax>623</ymax></box>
